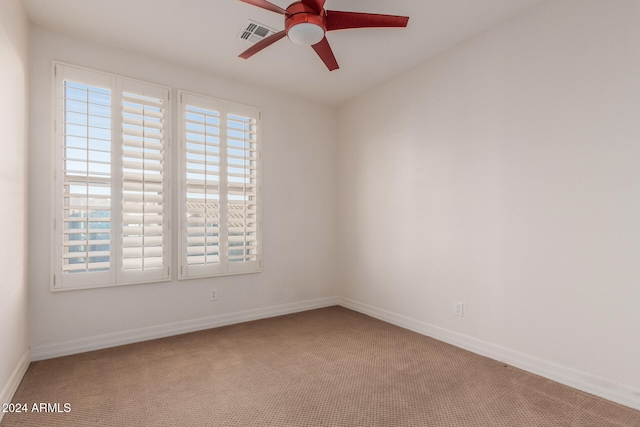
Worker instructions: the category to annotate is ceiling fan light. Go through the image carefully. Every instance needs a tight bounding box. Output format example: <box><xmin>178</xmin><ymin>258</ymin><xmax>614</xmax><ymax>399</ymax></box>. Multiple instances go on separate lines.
<box><xmin>287</xmin><ymin>23</ymin><xmax>325</xmax><ymax>46</ymax></box>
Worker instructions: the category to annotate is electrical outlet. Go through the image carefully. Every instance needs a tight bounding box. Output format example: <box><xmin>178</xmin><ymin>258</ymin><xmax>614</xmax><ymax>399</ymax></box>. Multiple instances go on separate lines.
<box><xmin>454</xmin><ymin>301</ymin><xmax>464</xmax><ymax>317</ymax></box>
<box><xmin>210</xmin><ymin>288</ymin><xmax>218</xmax><ymax>301</ymax></box>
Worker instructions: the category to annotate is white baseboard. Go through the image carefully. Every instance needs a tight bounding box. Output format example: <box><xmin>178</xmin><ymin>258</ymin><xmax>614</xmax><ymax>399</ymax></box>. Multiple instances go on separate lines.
<box><xmin>31</xmin><ymin>296</ymin><xmax>339</xmax><ymax>362</ymax></box>
<box><xmin>338</xmin><ymin>297</ymin><xmax>640</xmax><ymax>412</ymax></box>
<box><xmin>0</xmin><ymin>349</ymin><xmax>31</xmax><ymax>423</ymax></box>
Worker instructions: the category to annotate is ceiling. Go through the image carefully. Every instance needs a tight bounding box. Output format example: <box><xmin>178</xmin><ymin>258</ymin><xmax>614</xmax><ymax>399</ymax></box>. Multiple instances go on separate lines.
<box><xmin>23</xmin><ymin>0</ymin><xmax>549</xmax><ymax>106</ymax></box>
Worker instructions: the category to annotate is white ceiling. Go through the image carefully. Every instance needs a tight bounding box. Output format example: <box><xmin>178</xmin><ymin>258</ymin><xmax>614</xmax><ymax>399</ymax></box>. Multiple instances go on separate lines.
<box><xmin>23</xmin><ymin>0</ymin><xmax>549</xmax><ymax>106</ymax></box>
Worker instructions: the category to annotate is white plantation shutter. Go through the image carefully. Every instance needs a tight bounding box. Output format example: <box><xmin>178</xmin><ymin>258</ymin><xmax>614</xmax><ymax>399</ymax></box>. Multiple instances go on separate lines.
<box><xmin>179</xmin><ymin>92</ymin><xmax>261</xmax><ymax>279</ymax></box>
<box><xmin>56</xmin><ymin>68</ymin><xmax>114</xmax><ymax>288</ymax></box>
<box><xmin>226</xmin><ymin>106</ymin><xmax>260</xmax><ymax>274</ymax></box>
<box><xmin>182</xmin><ymin>97</ymin><xmax>223</xmax><ymax>277</ymax></box>
<box><xmin>120</xmin><ymin>81</ymin><xmax>169</xmax><ymax>283</ymax></box>
<box><xmin>53</xmin><ymin>63</ymin><xmax>170</xmax><ymax>290</ymax></box>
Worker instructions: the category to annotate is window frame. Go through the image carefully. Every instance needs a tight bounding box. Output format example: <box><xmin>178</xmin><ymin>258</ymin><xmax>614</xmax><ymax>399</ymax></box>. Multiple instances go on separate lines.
<box><xmin>51</xmin><ymin>62</ymin><xmax>172</xmax><ymax>291</ymax></box>
<box><xmin>177</xmin><ymin>90</ymin><xmax>262</xmax><ymax>280</ymax></box>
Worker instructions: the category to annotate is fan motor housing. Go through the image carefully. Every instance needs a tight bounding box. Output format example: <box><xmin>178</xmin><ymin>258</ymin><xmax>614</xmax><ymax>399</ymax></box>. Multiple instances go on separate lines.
<box><xmin>285</xmin><ymin>2</ymin><xmax>327</xmax><ymax>33</ymax></box>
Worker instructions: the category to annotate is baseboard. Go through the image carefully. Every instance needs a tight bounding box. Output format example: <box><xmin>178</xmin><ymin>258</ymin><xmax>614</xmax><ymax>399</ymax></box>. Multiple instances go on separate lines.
<box><xmin>0</xmin><ymin>349</ymin><xmax>31</xmax><ymax>423</ymax></box>
<box><xmin>31</xmin><ymin>296</ymin><xmax>339</xmax><ymax>361</ymax></box>
<box><xmin>338</xmin><ymin>297</ymin><xmax>640</xmax><ymax>412</ymax></box>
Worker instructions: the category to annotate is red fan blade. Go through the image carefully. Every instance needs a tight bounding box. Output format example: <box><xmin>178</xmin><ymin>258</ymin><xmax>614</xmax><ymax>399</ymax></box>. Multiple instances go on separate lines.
<box><xmin>312</xmin><ymin>37</ymin><xmax>339</xmax><ymax>71</ymax></box>
<box><xmin>301</xmin><ymin>0</ymin><xmax>326</xmax><ymax>14</ymax></box>
<box><xmin>326</xmin><ymin>11</ymin><xmax>409</xmax><ymax>31</ymax></box>
<box><xmin>238</xmin><ymin>0</ymin><xmax>286</xmax><ymax>15</ymax></box>
<box><xmin>239</xmin><ymin>30</ymin><xmax>287</xmax><ymax>59</ymax></box>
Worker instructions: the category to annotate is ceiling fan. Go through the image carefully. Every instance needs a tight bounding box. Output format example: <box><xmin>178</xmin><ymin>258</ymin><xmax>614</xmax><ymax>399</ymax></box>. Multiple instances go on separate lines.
<box><xmin>238</xmin><ymin>0</ymin><xmax>410</xmax><ymax>71</ymax></box>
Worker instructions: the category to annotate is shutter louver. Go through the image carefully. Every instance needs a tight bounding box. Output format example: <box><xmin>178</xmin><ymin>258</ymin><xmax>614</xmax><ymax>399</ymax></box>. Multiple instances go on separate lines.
<box><xmin>62</xmin><ymin>81</ymin><xmax>112</xmax><ymax>275</ymax></box>
<box><xmin>226</xmin><ymin>113</ymin><xmax>259</xmax><ymax>265</ymax></box>
<box><xmin>122</xmin><ymin>92</ymin><xmax>166</xmax><ymax>273</ymax></box>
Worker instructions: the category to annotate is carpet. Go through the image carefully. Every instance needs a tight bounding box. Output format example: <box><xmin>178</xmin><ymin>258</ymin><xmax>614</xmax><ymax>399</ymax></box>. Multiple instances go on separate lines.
<box><xmin>2</xmin><ymin>306</ymin><xmax>639</xmax><ymax>426</ymax></box>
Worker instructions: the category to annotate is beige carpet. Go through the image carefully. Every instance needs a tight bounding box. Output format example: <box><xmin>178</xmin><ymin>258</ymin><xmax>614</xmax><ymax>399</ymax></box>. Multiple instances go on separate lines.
<box><xmin>2</xmin><ymin>306</ymin><xmax>639</xmax><ymax>427</ymax></box>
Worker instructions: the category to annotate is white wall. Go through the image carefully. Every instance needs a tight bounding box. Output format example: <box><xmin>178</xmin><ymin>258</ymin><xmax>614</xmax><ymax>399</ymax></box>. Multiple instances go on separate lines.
<box><xmin>338</xmin><ymin>0</ymin><xmax>640</xmax><ymax>403</ymax></box>
<box><xmin>0</xmin><ymin>0</ymin><xmax>30</xmax><ymax>409</ymax></box>
<box><xmin>28</xmin><ymin>27</ymin><xmax>338</xmax><ymax>353</ymax></box>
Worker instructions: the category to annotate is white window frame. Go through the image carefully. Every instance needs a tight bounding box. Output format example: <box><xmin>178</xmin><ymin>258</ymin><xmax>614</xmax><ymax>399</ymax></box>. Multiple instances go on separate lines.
<box><xmin>51</xmin><ymin>62</ymin><xmax>171</xmax><ymax>291</ymax></box>
<box><xmin>178</xmin><ymin>90</ymin><xmax>262</xmax><ymax>279</ymax></box>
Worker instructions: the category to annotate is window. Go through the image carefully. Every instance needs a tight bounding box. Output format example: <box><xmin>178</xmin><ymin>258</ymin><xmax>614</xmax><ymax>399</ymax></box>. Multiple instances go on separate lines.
<box><xmin>178</xmin><ymin>91</ymin><xmax>261</xmax><ymax>279</ymax></box>
<box><xmin>52</xmin><ymin>63</ymin><xmax>171</xmax><ymax>290</ymax></box>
